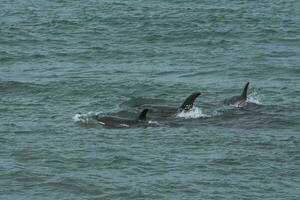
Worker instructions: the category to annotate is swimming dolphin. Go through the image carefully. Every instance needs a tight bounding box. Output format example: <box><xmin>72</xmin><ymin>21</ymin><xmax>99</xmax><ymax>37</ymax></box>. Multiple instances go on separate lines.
<box><xmin>223</xmin><ymin>82</ymin><xmax>259</xmax><ymax>109</ymax></box>
<box><xmin>138</xmin><ymin>92</ymin><xmax>201</xmax><ymax>117</ymax></box>
<box><xmin>223</xmin><ymin>82</ymin><xmax>249</xmax><ymax>106</ymax></box>
<box><xmin>94</xmin><ymin>109</ymin><xmax>153</xmax><ymax>128</ymax></box>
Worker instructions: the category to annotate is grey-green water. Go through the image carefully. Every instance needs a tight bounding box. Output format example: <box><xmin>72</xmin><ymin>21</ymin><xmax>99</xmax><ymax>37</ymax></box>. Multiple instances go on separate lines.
<box><xmin>1</xmin><ymin>0</ymin><xmax>300</xmax><ymax>199</ymax></box>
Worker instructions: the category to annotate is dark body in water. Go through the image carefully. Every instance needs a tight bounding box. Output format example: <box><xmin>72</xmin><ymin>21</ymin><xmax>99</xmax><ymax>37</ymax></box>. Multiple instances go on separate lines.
<box><xmin>94</xmin><ymin>109</ymin><xmax>152</xmax><ymax>128</ymax></box>
<box><xmin>223</xmin><ymin>82</ymin><xmax>258</xmax><ymax>109</ymax></box>
<box><xmin>138</xmin><ymin>92</ymin><xmax>201</xmax><ymax>118</ymax></box>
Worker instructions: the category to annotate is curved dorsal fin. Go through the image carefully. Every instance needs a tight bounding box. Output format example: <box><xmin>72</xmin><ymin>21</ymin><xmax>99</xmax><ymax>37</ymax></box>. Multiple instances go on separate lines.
<box><xmin>241</xmin><ymin>82</ymin><xmax>249</xmax><ymax>100</ymax></box>
<box><xmin>179</xmin><ymin>92</ymin><xmax>201</xmax><ymax>111</ymax></box>
<box><xmin>137</xmin><ymin>109</ymin><xmax>148</xmax><ymax>120</ymax></box>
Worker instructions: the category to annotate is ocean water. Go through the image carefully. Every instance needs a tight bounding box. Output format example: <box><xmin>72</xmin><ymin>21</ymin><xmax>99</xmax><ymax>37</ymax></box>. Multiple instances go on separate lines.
<box><xmin>1</xmin><ymin>0</ymin><xmax>300</xmax><ymax>199</ymax></box>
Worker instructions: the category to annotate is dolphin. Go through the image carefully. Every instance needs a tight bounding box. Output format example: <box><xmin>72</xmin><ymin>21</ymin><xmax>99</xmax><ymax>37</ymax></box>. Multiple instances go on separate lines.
<box><xmin>223</xmin><ymin>82</ymin><xmax>249</xmax><ymax>106</ymax></box>
<box><xmin>223</xmin><ymin>82</ymin><xmax>258</xmax><ymax>109</ymax></box>
<box><xmin>94</xmin><ymin>109</ymin><xmax>153</xmax><ymax>128</ymax></box>
<box><xmin>138</xmin><ymin>92</ymin><xmax>201</xmax><ymax>117</ymax></box>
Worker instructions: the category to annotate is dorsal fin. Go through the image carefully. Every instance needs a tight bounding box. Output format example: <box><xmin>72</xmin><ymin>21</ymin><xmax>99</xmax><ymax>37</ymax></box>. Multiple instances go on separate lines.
<box><xmin>179</xmin><ymin>92</ymin><xmax>201</xmax><ymax>111</ymax></box>
<box><xmin>241</xmin><ymin>82</ymin><xmax>249</xmax><ymax>100</ymax></box>
<box><xmin>137</xmin><ymin>109</ymin><xmax>148</xmax><ymax>120</ymax></box>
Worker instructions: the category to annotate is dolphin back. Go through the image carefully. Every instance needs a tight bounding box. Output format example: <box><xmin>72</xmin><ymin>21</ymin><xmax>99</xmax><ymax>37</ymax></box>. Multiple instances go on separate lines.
<box><xmin>179</xmin><ymin>92</ymin><xmax>201</xmax><ymax>111</ymax></box>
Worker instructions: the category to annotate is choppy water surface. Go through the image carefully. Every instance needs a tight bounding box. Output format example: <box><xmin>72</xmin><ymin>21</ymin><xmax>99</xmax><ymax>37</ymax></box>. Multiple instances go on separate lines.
<box><xmin>1</xmin><ymin>0</ymin><xmax>300</xmax><ymax>199</ymax></box>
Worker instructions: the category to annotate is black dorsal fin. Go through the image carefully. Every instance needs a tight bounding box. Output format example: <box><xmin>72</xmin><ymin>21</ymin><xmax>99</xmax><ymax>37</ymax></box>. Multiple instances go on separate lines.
<box><xmin>137</xmin><ymin>109</ymin><xmax>148</xmax><ymax>120</ymax></box>
<box><xmin>179</xmin><ymin>92</ymin><xmax>201</xmax><ymax>111</ymax></box>
<box><xmin>241</xmin><ymin>82</ymin><xmax>249</xmax><ymax>100</ymax></box>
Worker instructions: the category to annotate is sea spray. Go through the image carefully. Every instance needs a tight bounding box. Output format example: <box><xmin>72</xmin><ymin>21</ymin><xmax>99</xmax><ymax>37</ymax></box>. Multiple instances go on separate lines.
<box><xmin>176</xmin><ymin>107</ymin><xmax>210</xmax><ymax>119</ymax></box>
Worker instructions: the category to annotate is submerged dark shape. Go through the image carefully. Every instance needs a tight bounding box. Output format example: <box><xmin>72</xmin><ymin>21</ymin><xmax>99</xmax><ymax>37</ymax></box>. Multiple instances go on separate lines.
<box><xmin>94</xmin><ymin>109</ymin><xmax>152</xmax><ymax>128</ymax></box>
<box><xmin>139</xmin><ymin>92</ymin><xmax>201</xmax><ymax>117</ymax></box>
<box><xmin>223</xmin><ymin>82</ymin><xmax>258</xmax><ymax>109</ymax></box>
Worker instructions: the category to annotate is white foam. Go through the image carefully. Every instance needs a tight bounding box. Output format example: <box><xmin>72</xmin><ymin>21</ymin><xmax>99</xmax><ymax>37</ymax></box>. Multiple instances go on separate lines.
<box><xmin>148</xmin><ymin>120</ymin><xmax>160</xmax><ymax>125</ymax></box>
<box><xmin>119</xmin><ymin>124</ymin><xmax>130</xmax><ymax>127</ymax></box>
<box><xmin>176</xmin><ymin>107</ymin><xmax>209</xmax><ymax>119</ymax></box>
<box><xmin>72</xmin><ymin>112</ymin><xmax>101</xmax><ymax>124</ymax></box>
<box><xmin>247</xmin><ymin>90</ymin><xmax>262</xmax><ymax>105</ymax></box>
<box><xmin>97</xmin><ymin>121</ymin><xmax>105</xmax><ymax>125</ymax></box>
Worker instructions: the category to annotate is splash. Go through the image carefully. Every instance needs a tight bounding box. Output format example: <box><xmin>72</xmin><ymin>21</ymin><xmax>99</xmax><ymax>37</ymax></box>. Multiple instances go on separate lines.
<box><xmin>72</xmin><ymin>112</ymin><xmax>101</xmax><ymax>124</ymax></box>
<box><xmin>176</xmin><ymin>107</ymin><xmax>210</xmax><ymax>119</ymax></box>
<box><xmin>148</xmin><ymin>120</ymin><xmax>160</xmax><ymax>125</ymax></box>
<box><xmin>247</xmin><ymin>90</ymin><xmax>262</xmax><ymax>105</ymax></box>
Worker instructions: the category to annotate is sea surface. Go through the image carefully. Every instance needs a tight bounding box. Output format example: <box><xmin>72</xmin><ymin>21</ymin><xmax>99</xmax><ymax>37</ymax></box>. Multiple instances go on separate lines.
<box><xmin>1</xmin><ymin>0</ymin><xmax>300</xmax><ymax>199</ymax></box>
